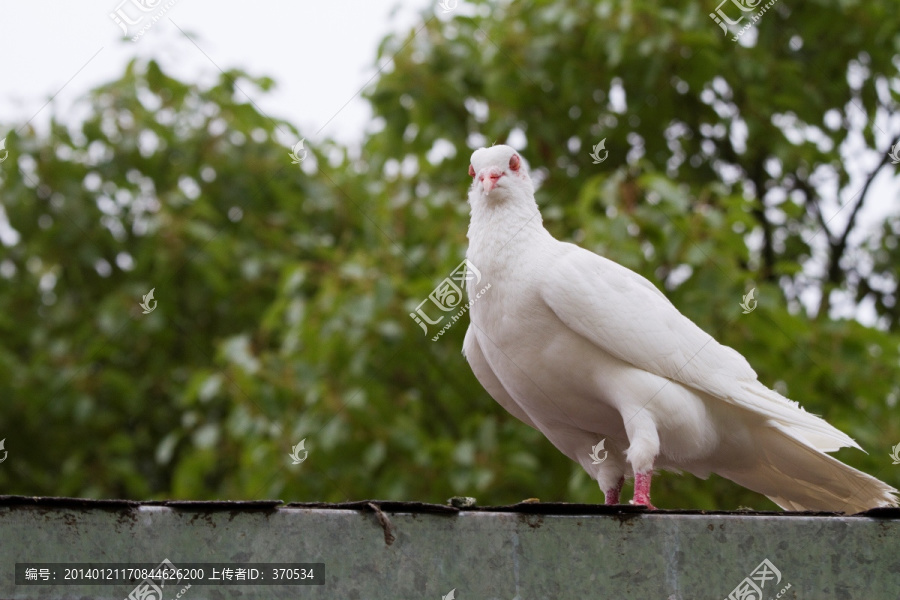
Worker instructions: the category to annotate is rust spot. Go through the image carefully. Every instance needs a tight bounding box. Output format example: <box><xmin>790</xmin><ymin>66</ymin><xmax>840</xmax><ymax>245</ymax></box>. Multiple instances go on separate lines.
<box><xmin>519</xmin><ymin>513</ymin><xmax>544</xmax><ymax>529</ymax></box>
<box><xmin>63</xmin><ymin>513</ymin><xmax>78</xmax><ymax>530</ymax></box>
<box><xmin>187</xmin><ymin>512</ymin><xmax>217</xmax><ymax>527</ymax></box>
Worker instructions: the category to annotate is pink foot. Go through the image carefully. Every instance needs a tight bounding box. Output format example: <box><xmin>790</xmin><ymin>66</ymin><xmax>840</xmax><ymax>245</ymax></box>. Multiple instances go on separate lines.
<box><xmin>632</xmin><ymin>471</ymin><xmax>656</xmax><ymax>509</ymax></box>
<box><xmin>604</xmin><ymin>476</ymin><xmax>625</xmax><ymax>505</ymax></box>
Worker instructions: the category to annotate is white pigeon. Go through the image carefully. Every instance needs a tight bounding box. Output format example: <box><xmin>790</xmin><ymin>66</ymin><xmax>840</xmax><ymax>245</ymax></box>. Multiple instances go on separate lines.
<box><xmin>462</xmin><ymin>144</ymin><xmax>898</xmax><ymax>512</ymax></box>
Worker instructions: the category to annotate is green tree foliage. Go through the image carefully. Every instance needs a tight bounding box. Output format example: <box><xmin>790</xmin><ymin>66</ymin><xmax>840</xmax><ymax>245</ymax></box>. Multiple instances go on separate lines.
<box><xmin>1</xmin><ymin>0</ymin><xmax>898</xmax><ymax>510</ymax></box>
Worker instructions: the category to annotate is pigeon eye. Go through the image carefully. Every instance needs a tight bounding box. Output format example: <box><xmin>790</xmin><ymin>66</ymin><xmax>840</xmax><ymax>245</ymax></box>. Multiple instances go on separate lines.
<box><xmin>468</xmin><ymin>164</ymin><xmax>475</xmax><ymax>177</ymax></box>
<box><xmin>509</xmin><ymin>154</ymin><xmax>520</xmax><ymax>171</ymax></box>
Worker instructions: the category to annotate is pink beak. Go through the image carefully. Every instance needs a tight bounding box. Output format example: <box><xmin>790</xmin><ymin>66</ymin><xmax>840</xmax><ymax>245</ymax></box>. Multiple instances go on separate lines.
<box><xmin>479</xmin><ymin>167</ymin><xmax>504</xmax><ymax>194</ymax></box>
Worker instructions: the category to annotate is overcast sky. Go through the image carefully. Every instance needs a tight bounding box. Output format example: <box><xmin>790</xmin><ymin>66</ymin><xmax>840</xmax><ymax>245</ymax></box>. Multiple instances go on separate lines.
<box><xmin>0</xmin><ymin>0</ymin><xmax>431</xmax><ymax>144</ymax></box>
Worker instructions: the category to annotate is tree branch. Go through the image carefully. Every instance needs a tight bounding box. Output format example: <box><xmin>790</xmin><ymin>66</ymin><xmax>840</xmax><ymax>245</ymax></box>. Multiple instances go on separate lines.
<box><xmin>795</xmin><ymin>177</ymin><xmax>835</xmax><ymax>246</ymax></box>
<box><xmin>817</xmin><ymin>132</ymin><xmax>900</xmax><ymax>317</ymax></box>
<box><xmin>830</xmin><ymin>132</ymin><xmax>900</xmax><ymax>277</ymax></box>
<box><xmin>747</xmin><ymin>157</ymin><xmax>776</xmax><ymax>281</ymax></box>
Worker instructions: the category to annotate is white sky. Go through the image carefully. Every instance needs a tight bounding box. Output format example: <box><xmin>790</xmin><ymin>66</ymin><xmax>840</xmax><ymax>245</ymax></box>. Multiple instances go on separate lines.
<box><xmin>0</xmin><ymin>0</ymin><xmax>431</xmax><ymax>144</ymax></box>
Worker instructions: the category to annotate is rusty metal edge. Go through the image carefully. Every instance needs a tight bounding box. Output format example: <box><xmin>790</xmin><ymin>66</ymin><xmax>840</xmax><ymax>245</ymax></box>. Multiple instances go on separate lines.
<box><xmin>1</xmin><ymin>496</ymin><xmax>897</xmax><ymax>519</ymax></box>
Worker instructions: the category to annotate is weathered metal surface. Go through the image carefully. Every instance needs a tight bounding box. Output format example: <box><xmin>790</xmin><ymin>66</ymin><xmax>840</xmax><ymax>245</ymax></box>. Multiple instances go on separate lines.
<box><xmin>1</xmin><ymin>497</ymin><xmax>898</xmax><ymax>599</ymax></box>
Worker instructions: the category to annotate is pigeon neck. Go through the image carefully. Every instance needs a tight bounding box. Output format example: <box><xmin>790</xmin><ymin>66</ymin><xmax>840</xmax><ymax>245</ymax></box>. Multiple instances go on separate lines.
<box><xmin>466</xmin><ymin>196</ymin><xmax>549</xmax><ymax>263</ymax></box>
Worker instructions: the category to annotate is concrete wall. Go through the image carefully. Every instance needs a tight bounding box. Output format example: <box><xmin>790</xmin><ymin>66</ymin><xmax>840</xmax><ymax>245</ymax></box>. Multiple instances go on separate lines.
<box><xmin>2</xmin><ymin>496</ymin><xmax>898</xmax><ymax>599</ymax></box>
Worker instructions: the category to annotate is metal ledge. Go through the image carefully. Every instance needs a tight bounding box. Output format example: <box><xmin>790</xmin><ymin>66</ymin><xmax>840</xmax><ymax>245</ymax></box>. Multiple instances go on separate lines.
<box><xmin>2</xmin><ymin>496</ymin><xmax>898</xmax><ymax>599</ymax></box>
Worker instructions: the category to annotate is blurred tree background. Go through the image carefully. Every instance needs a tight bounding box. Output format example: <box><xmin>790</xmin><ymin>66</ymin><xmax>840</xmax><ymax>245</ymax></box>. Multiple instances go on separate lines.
<box><xmin>1</xmin><ymin>0</ymin><xmax>899</xmax><ymax>510</ymax></box>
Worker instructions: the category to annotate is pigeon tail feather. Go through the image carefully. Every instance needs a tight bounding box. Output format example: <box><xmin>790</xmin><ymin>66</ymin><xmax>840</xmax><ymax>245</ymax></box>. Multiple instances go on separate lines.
<box><xmin>736</xmin><ymin>382</ymin><xmax>861</xmax><ymax>453</ymax></box>
<box><xmin>721</xmin><ymin>423</ymin><xmax>898</xmax><ymax>513</ymax></box>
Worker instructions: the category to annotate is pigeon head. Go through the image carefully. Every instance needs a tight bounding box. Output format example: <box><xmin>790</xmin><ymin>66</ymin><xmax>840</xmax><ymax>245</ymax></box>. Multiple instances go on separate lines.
<box><xmin>468</xmin><ymin>145</ymin><xmax>533</xmax><ymax>201</ymax></box>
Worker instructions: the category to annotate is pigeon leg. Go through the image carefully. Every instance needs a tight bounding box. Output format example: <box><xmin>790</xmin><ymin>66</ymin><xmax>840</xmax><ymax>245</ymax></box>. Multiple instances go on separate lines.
<box><xmin>632</xmin><ymin>471</ymin><xmax>656</xmax><ymax>509</ymax></box>
<box><xmin>604</xmin><ymin>476</ymin><xmax>625</xmax><ymax>505</ymax></box>
<box><xmin>622</xmin><ymin>410</ymin><xmax>659</xmax><ymax>508</ymax></box>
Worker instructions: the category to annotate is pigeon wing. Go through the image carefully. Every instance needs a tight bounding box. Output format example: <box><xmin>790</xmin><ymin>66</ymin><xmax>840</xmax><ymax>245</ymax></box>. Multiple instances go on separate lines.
<box><xmin>541</xmin><ymin>244</ymin><xmax>859</xmax><ymax>451</ymax></box>
<box><xmin>463</xmin><ymin>325</ymin><xmax>537</xmax><ymax>429</ymax></box>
